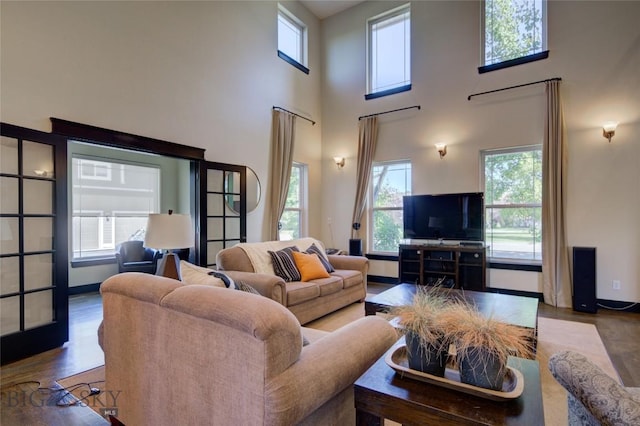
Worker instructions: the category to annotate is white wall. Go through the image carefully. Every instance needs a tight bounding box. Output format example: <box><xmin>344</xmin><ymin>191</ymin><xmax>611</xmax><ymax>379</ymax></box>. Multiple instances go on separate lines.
<box><xmin>320</xmin><ymin>1</ymin><xmax>640</xmax><ymax>303</ymax></box>
<box><xmin>0</xmin><ymin>0</ymin><xmax>323</xmax><ymax>243</ymax></box>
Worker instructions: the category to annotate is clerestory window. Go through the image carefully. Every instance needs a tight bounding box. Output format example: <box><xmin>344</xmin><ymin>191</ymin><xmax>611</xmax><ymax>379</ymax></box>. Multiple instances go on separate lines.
<box><xmin>278</xmin><ymin>4</ymin><xmax>309</xmax><ymax>74</ymax></box>
<box><xmin>481</xmin><ymin>0</ymin><xmax>548</xmax><ymax>73</ymax></box>
<box><xmin>366</xmin><ymin>3</ymin><xmax>411</xmax><ymax>99</ymax></box>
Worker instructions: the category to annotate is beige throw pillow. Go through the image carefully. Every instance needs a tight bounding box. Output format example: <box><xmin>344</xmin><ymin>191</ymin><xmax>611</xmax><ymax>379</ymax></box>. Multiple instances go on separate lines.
<box><xmin>179</xmin><ymin>261</ymin><xmax>226</xmax><ymax>287</ymax></box>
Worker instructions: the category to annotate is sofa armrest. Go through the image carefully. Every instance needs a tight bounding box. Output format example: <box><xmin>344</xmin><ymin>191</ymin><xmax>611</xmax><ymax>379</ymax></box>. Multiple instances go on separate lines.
<box><xmin>327</xmin><ymin>255</ymin><xmax>368</xmax><ymax>276</ymax></box>
<box><xmin>264</xmin><ymin>316</ymin><xmax>397</xmax><ymax>425</ymax></box>
<box><xmin>549</xmin><ymin>350</ymin><xmax>640</xmax><ymax>425</ymax></box>
<box><xmin>222</xmin><ymin>270</ymin><xmax>287</xmax><ymax>306</ymax></box>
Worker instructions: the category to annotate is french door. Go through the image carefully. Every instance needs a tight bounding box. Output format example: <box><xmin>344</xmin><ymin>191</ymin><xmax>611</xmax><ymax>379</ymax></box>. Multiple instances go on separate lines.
<box><xmin>198</xmin><ymin>162</ymin><xmax>246</xmax><ymax>268</ymax></box>
<box><xmin>1</xmin><ymin>123</ymin><xmax>68</xmax><ymax>364</ymax></box>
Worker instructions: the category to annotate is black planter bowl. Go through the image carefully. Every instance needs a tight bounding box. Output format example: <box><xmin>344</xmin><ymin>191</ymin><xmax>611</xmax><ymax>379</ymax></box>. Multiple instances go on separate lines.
<box><xmin>458</xmin><ymin>346</ymin><xmax>507</xmax><ymax>391</ymax></box>
<box><xmin>405</xmin><ymin>331</ymin><xmax>448</xmax><ymax>377</ymax></box>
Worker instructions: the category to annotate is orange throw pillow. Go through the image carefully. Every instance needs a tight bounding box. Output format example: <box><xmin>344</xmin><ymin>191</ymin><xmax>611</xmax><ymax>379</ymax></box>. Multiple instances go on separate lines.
<box><xmin>292</xmin><ymin>251</ymin><xmax>331</xmax><ymax>281</ymax></box>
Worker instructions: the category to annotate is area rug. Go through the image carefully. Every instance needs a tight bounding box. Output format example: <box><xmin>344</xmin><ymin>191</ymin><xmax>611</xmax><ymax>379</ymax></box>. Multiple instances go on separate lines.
<box><xmin>536</xmin><ymin>316</ymin><xmax>618</xmax><ymax>426</ymax></box>
<box><xmin>58</xmin><ymin>303</ymin><xmax>617</xmax><ymax>425</ymax></box>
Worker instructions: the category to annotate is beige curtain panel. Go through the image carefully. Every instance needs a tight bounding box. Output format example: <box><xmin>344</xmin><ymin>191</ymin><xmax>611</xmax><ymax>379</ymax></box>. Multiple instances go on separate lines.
<box><xmin>268</xmin><ymin>110</ymin><xmax>296</xmax><ymax>241</ymax></box>
<box><xmin>351</xmin><ymin>116</ymin><xmax>379</xmax><ymax>239</ymax></box>
<box><xmin>542</xmin><ymin>80</ymin><xmax>572</xmax><ymax>308</ymax></box>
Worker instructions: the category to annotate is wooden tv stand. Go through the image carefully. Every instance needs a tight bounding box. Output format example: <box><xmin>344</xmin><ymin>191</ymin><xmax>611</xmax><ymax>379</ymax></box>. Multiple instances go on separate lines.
<box><xmin>398</xmin><ymin>243</ymin><xmax>486</xmax><ymax>291</ymax></box>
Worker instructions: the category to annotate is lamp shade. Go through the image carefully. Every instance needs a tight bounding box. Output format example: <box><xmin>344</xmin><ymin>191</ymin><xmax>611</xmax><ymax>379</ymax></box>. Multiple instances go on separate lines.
<box><xmin>144</xmin><ymin>213</ymin><xmax>193</xmax><ymax>250</ymax></box>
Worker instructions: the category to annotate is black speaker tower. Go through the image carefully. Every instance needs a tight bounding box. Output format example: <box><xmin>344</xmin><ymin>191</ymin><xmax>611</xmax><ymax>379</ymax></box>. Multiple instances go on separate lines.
<box><xmin>572</xmin><ymin>247</ymin><xmax>597</xmax><ymax>313</ymax></box>
<box><xmin>349</xmin><ymin>239</ymin><xmax>362</xmax><ymax>256</ymax></box>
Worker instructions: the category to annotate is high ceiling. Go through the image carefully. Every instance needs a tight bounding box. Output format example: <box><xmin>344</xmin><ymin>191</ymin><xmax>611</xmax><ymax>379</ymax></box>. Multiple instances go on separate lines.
<box><xmin>299</xmin><ymin>0</ymin><xmax>365</xmax><ymax>20</ymax></box>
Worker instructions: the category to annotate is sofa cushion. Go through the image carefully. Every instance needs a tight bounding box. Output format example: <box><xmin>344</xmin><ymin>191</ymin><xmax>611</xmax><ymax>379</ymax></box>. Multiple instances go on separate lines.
<box><xmin>292</xmin><ymin>251</ymin><xmax>331</xmax><ymax>281</ymax></box>
<box><xmin>311</xmin><ymin>276</ymin><xmax>344</xmax><ymax>297</ymax></box>
<box><xmin>304</xmin><ymin>243</ymin><xmax>335</xmax><ymax>273</ymax></box>
<box><xmin>180</xmin><ymin>261</ymin><xmax>226</xmax><ymax>287</ymax></box>
<box><xmin>330</xmin><ymin>269</ymin><xmax>363</xmax><ymax>289</ymax></box>
<box><xmin>268</xmin><ymin>247</ymin><xmax>301</xmax><ymax>282</ymax></box>
<box><xmin>286</xmin><ymin>281</ymin><xmax>321</xmax><ymax>306</ymax></box>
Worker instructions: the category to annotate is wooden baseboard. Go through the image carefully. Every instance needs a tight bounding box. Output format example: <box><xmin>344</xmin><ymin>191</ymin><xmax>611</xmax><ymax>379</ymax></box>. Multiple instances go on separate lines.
<box><xmin>367</xmin><ymin>275</ymin><xmax>399</xmax><ymax>285</ymax></box>
<box><xmin>68</xmin><ymin>283</ymin><xmax>101</xmax><ymax>295</ymax></box>
<box><xmin>596</xmin><ymin>299</ymin><xmax>640</xmax><ymax>313</ymax></box>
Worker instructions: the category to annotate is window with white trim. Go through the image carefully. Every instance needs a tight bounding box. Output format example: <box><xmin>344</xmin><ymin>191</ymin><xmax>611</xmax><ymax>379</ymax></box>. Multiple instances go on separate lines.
<box><xmin>367</xmin><ymin>3</ymin><xmax>411</xmax><ymax>99</ymax></box>
<box><xmin>279</xmin><ymin>162</ymin><xmax>307</xmax><ymax>241</ymax></box>
<box><xmin>482</xmin><ymin>0</ymin><xmax>547</xmax><ymax>67</ymax></box>
<box><xmin>369</xmin><ymin>160</ymin><xmax>412</xmax><ymax>253</ymax></box>
<box><xmin>72</xmin><ymin>157</ymin><xmax>160</xmax><ymax>259</ymax></box>
<box><xmin>79</xmin><ymin>159</ymin><xmax>112</xmax><ymax>181</ymax></box>
<box><xmin>278</xmin><ymin>4</ymin><xmax>308</xmax><ymax>73</ymax></box>
<box><xmin>482</xmin><ymin>146</ymin><xmax>542</xmax><ymax>261</ymax></box>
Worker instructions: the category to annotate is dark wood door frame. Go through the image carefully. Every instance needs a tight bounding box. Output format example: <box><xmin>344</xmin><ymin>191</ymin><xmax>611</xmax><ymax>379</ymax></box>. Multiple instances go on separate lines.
<box><xmin>50</xmin><ymin>118</ymin><xmax>250</xmax><ymax>267</ymax></box>
<box><xmin>50</xmin><ymin>118</ymin><xmax>205</xmax><ymax>161</ymax></box>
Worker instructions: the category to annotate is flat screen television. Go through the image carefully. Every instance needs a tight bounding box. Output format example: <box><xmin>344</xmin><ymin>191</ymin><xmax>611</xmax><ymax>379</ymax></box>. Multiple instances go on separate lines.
<box><xmin>403</xmin><ymin>192</ymin><xmax>484</xmax><ymax>242</ymax></box>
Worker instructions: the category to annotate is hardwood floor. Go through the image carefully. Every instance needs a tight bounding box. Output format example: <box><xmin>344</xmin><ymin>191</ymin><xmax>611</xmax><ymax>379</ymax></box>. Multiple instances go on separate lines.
<box><xmin>536</xmin><ymin>301</ymin><xmax>640</xmax><ymax>387</ymax></box>
<box><xmin>1</xmin><ymin>287</ymin><xmax>638</xmax><ymax>425</ymax></box>
<box><xmin>1</xmin><ymin>293</ymin><xmax>106</xmax><ymax>426</ymax></box>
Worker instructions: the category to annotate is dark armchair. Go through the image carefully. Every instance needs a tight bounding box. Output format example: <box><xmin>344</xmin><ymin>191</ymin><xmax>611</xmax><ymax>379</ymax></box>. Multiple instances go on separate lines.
<box><xmin>115</xmin><ymin>240</ymin><xmax>161</xmax><ymax>274</ymax></box>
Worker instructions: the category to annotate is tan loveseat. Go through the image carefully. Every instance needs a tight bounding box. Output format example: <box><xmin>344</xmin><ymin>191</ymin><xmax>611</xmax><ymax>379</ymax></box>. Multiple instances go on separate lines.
<box><xmin>100</xmin><ymin>272</ymin><xmax>397</xmax><ymax>425</ymax></box>
<box><xmin>216</xmin><ymin>238</ymin><xmax>368</xmax><ymax>324</ymax></box>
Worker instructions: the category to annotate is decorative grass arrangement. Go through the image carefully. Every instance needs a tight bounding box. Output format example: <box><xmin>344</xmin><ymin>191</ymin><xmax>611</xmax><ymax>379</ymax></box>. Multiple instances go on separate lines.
<box><xmin>392</xmin><ymin>284</ymin><xmax>450</xmax><ymax>348</ymax></box>
<box><xmin>391</xmin><ymin>282</ymin><xmax>461</xmax><ymax>375</ymax></box>
<box><xmin>391</xmin><ymin>282</ymin><xmax>534</xmax><ymax>388</ymax></box>
<box><xmin>442</xmin><ymin>303</ymin><xmax>534</xmax><ymax>389</ymax></box>
<box><xmin>442</xmin><ymin>304</ymin><xmax>534</xmax><ymax>362</ymax></box>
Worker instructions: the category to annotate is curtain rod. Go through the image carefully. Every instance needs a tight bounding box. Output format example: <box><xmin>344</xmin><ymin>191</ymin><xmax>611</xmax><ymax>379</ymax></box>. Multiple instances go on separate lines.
<box><xmin>467</xmin><ymin>77</ymin><xmax>562</xmax><ymax>101</ymax></box>
<box><xmin>358</xmin><ymin>105</ymin><xmax>421</xmax><ymax>120</ymax></box>
<box><xmin>272</xmin><ymin>106</ymin><xmax>316</xmax><ymax>125</ymax></box>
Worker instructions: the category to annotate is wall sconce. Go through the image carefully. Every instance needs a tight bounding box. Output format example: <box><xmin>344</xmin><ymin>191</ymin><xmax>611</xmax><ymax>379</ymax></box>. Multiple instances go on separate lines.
<box><xmin>435</xmin><ymin>143</ymin><xmax>447</xmax><ymax>159</ymax></box>
<box><xmin>602</xmin><ymin>122</ymin><xmax>617</xmax><ymax>143</ymax></box>
<box><xmin>333</xmin><ymin>157</ymin><xmax>345</xmax><ymax>169</ymax></box>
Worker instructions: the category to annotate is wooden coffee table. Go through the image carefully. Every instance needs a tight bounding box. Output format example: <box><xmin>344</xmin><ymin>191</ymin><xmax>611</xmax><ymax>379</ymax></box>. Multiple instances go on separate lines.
<box><xmin>365</xmin><ymin>283</ymin><xmax>539</xmax><ymax>354</ymax></box>
<box><xmin>355</xmin><ymin>340</ymin><xmax>544</xmax><ymax>425</ymax></box>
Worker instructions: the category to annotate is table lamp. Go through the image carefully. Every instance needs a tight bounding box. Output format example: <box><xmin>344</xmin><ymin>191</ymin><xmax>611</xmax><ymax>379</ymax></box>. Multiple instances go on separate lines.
<box><xmin>144</xmin><ymin>210</ymin><xmax>193</xmax><ymax>280</ymax></box>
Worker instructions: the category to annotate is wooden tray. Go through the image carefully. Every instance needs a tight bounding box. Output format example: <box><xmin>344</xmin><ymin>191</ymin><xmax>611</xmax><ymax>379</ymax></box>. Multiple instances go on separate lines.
<box><xmin>385</xmin><ymin>344</ymin><xmax>524</xmax><ymax>401</ymax></box>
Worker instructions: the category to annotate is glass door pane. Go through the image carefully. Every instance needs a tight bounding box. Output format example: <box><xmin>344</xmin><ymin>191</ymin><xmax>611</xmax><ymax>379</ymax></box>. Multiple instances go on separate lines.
<box><xmin>1</xmin><ymin>123</ymin><xmax>68</xmax><ymax>365</ymax></box>
<box><xmin>200</xmin><ymin>164</ymin><xmax>246</xmax><ymax>268</ymax></box>
<box><xmin>0</xmin><ymin>137</ymin><xmax>19</xmax><ymax>174</ymax></box>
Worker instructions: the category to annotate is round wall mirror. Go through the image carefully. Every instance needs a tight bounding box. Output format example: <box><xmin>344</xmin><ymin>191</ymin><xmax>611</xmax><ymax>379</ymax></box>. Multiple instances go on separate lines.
<box><xmin>224</xmin><ymin>167</ymin><xmax>261</xmax><ymax>214</ymax></box>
